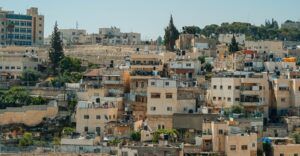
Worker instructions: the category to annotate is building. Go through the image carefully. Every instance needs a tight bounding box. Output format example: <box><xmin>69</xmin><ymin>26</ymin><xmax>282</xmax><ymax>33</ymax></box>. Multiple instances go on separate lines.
<box><xmin>59</xmin><ymin>29</ymin><xmax>86</xmax><ymax>45</ymax></box>
<box><xmin>146</xmin><ymin>78</ymin><xmax>177</xmax><ymax>131</ymax></box>
<box><xmin>201</xmin><ymin>120</ymin><xmax>257</xmax><ymax>156</ymax></box>
<box><xmin>218</xmin><ymin>33</ymin><xmax>245</xmax><ymax>45</ymax></box>
<box><xmin>245</xmin><ymin>41</ymin><xmax>285</xmax><ymax>56</ymax></box>
<box><xmin>209</xmin><ymin>72</ymin><xmax>270</xmax><ymax>117</ymax></box>
<box><xmin>75</xmin><ymin>100</ymin><xmax>118</xmax><ymax>135</ymax></box>
<box><xmin>270</xmin><ymin>137</ymin><xmax>300</xmax><ymax>156</ymax></box>
<box><xmin>129</xmin><ymin>51</ymin><xmax>164</xmax><ymax>120</ymax></box>
<box><xmin>0</xmin><ymin>50</ymin><xmax>41</xmax><ymax>80</ymax></box>
<box><xmin>0</xmin><ymin>7</ymin><xmax>44</xmax><ymax>46</ymax></box>
<box><xmin>281</xmin><ymin>20</ymin><xmax>300</xmax><ymax>30</ymax></box>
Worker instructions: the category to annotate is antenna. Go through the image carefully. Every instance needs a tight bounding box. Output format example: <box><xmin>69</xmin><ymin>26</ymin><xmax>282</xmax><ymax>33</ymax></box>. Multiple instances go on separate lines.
<box><xmin>76</xmin><ymin>21</ymin><xmax>78</xmax><ymax>29</ymax></box>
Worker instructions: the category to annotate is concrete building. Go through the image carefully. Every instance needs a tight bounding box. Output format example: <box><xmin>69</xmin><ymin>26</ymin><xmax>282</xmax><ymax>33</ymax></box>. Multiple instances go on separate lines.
<box><xmin>0</xmin><ymin>50</ymin><xmax>41</xmax><ymax>80</ymax></box>
<box><xmin>270</xmin><ymin>137</ymin><xmax>300</xmax><ymax>156</ymax></box>
<box><xmin>218</xmin><ymin>33</ymin><xmax>245</xmax><ymax>45</ymax></box>
<box><xmin>209</xmin><ymin>72</ymin><xmax>270</xmax><ymax>117</ymax></box>
<box><xmin>245</xmin><ymin>41</ymin><xmax>285</xmax><ymax>56</ymax></box>
<box><xmin>0</xmin><ymin>7</ymin><xmax>44</xmax><ymax>46</ymax></box>
<box><xmin>271</xmin><ymin>73</ymin><xmax>300</xmax><ymax>116</ymax></box>
<box><xmin>146</xmin><ymin>78</ymin><xmax>177</xmax><ymax>131</ymax></box>
<box><xmin>201</xmin><ymin>120</ymin><xmax>257</xmax><ymax>156</ymax></box>
<box><xmin>59</xmin><ymin>29</ymin><xmax>86</xmax><ymax>45</ymax></box>
<box><xmin>129</xmin><ymin>52</ymin><xmax>164</xmax><ymax>120</ymax></box>
<box><xmin>75</xmin><ymin>100</ymin><xmax>118</xmax><ymax>135</ymax></box>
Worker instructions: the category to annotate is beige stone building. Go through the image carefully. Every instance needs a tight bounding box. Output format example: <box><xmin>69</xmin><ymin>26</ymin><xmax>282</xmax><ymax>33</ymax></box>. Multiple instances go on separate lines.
<box><xmin>129</xmin><ymin>52</ymin><xmax>164</xmax><ymax>120</ymax></box>
<box><xmin>209</xmin><ymin>72</ymin><xmax>270</xmax><ymax>117</ymax></box>
<box><xmin>26</xmin><ymin>7</ymin><xmax>44</xmax><ymax>46</ymax></box>
<box><xmin>75</xmin><ymin>101</ymin><xmax>118</xmax><ymax>135</ymax></box>
<box><xmin>245</xmin><ymin>41</ymin><xmax>286</xmax><ymax>57</ymax></box>
<box><xmin>0</xmin><ymin>51</ymin><xmax>41</xmax><ymax>80</ymax></box>
<box><xmin>146</xmin><ymin>78</ymin><xmax>177</xmax><ymax>131</ymax></box>
<box><xmin>201</xmin><ymin>120</ymin><xmax>257</xmax><ymax>156</ymax></box>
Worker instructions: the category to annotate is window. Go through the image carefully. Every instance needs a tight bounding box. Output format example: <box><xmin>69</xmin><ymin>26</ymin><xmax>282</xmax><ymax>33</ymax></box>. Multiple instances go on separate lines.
<box><xmin>281</xmin><ymin>98</ymin><xmax>286</xmax><ymax>102</ymax></box>
<box><xmin>10</xmin><ymin>66</ymin><xmax>15</xmax><ymax>70</ymax></box>
<box><xmin>150</xmin><ymin>107</ymin><xmax>156</xmax><ymax>111</ymax></box>
<box><xmin>96</xmin><ymin>115</ymin><xmax>101</xmax><ymax>119</ymax></box>
<box><xmin>151</xmin><ymin>82</ymin><xmax>155</xmax><ymax>86</ymax></box>
<box><xmin>294</xmin><ymin>154</ymin><xmax>298</xmax><ymax>156</ymax></box>
<box><xmin>235</xmin><ymin>98</ymin><xmax>240</xmax><ymax>102</ymax></box>
<box><xmin>227</xmin><ymin>97</ymin><xmax>231</xmax><ymax>102</ymax></box>
<box><xmin>213</xmin><ymin>85</ymin><xmax>217</xmax><ymax>89</ymax></box>
<box><xmin>84</xmin><ymin>127</ymin><xmax>88</xmax><ymax>132</ymax></box>
<box><xmin>0</xmin><ymin>66</ymin><xmax>2</xmax><ymax>70</ymax></box>
<box><xmin>141</xmin><ymin>82</ymin><xmax>144</xmax><ymax>88</ymax></box>
<box><xmin>228</xmin><ymin>86</ymin><xmax>232</xmax><ymax>90</ymax></box>
<box><xmin>252</xmin><ymin>143</ymin><xmax>256</xmax><ymax>148</ymax></box>
<box><xmin>235</xmin><ymin>86</ymin><xmax>240</xmax><ymax>90</ymax></box>
<box><xmin>84</xmin><ymin>115</ymin><xmax>89</xmax><ymax>119</ymax></box>
<box><xmin>5</xmin><ymin>66</ymin><xmax>9</xmax><ymax>70</ymax></box>
<box><xmin>213</xmin><ymin>97</ymin><xmax>216</xmax><ymax>101</ymax></box>
<box><xmin>166</xmin><ymin>93</ymin><xmax>172</xmax><ymax>99</ymax></box>
<box><xmin>218</xmin><ymin>97</ymin><xmax>222</xmax><ymax>101</ymax></box>
<box><xmin>135</xmin><ymin>81</ymin><xmax>138</xmax><ymax>88</ymax></box>
<box><xmin>241</xmin><ymin>145</ymin><xmax>248</xmax><ymax>150</ymax></box>
<box><xmin>220</xmin><ymin>85</ymin><xmax>223</xmax><ymax>89</ymax></box>
<box><xmin>151</xmin><ymin>93</ymin><xmax>160</xmax><ymax>98</ymax></box>
<box><xmin>17</xmin><ymin>66</ymin><xmax>21</xmax><ymax>70</ymax></box>
<box><xmin>158</xmin><ymin>124</ymin><xmax>161</xmax><ymax>129</ymax></box>
<box><xmin>167</xmin><ymin>107</ymin><xmax>172</xmax><ymax>111</ymax></box>
<box><xmin>186</xmin><ymin>63</ymin><xmax>191</xmax><ymax>67</ymax></box>
<box><xmin>218</xmin><ymin>129</ymin><xmax>223</xmax><ymax>134</ymax></box>
<box><xmin>230</xmin><ymin>145</ymin><xmax>236</xmax><ymax>151</ymax></box>
<box><xmin>96</xmin><ymin>127</ymin><xmax>101</xmax><ymax>133</ymax></box>
<box><xmin>280</xmin><ymin>154</ymin><xmax>284</xmax><ymax>156</ymax></box>
<box><xmin>165</xmin><ymin>82</ymin><xmax>169</xmax><ymax>86</ymax></box>
<box><xmin>113</xmin><ymin>115</ymin><xmax>116</xmax><ymax>119</ymax></box>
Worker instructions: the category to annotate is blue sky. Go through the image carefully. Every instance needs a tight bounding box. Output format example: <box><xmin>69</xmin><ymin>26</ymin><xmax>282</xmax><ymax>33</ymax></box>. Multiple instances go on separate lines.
<box><xmin>1</xmin><ymin>0</ymin><xmax>300</xmax><ymax>40</ymax></box>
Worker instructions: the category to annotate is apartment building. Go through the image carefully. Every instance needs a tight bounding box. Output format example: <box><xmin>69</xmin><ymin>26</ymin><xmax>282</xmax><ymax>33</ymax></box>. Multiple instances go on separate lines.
<box><xmin>0</xmin><ymin>7</ymin><xmax>44</xmax><ymax>46</ymax></box>
<box><xmin>271</xmin><ymin>72</ymin><xmax>300</xmax><ymax>116</ymax></box>
<box><xmin>270</xmin><ymin>137</ymin><xmax>300</xmax><ymax>156</ymax></box>
<box><xmin>146</xmin><ymin>78</ymin><xmax>177</xmax><ymax>131</ymax></box>
<box><xmin>169</xmin><ymin>60</ymin><xmax>199</xmax><ymax>82</ymax></box>
<box><xmin>59</xmin><ymin>29</ymin><xmax>86</xmax><ymax>45</ymax></box>
<box><xmin>209</xmin><ymin>72</ymin><xmax>270</xmax><ymax>117</ymax></box>
<box><xmin>76</xmin><ymin>100</ymin><xmax>118</xmax><ymax>135</ymax></box>
<box><xmin>201</xmin><ymin>120</ymin><xmax>257</xmax><ymax>156</ymax></box>
<box><xmin>245</xmin><ymin>41</ymin><xmax>285</xmax><ymax>56</ymax></box>
<box><xmin>129</xmin><ymin>52</ymin><xmax>164</xmax><ymax>120</ymax></box>
<box><xmin>0</xmin><ymin>50</ymin><xmax>41</xmax><ymax>80</ymax></box>
<box><xmin>218</xmin><ymin>33</ymin><xmax>245</xmax><ymax>45</ymax></box>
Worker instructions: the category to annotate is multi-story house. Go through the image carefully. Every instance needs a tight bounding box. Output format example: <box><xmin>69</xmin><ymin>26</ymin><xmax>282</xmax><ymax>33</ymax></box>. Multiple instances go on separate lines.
<box><xmin>75</xmin><ymin>99</ymin><xmax>118</xmax><ymax>135</ymax></box>
<box><xmin>201</xmin><ymin>120</ymin><xmax>257</xmax><ymax>156</ymax></box>
<box><xmin>0</xmin><ymin>7</ymin><xmax>44</xmax><ymax>46</ymax></box>
<box><xmin>209</xmin><ymin>72</ymin><xmax>270</xmax><ymax>117</ymax></box>
<box><xmin>218</xmin><ymin>33</ymin><xmax>245</xmax><ymax>45</ymax></box>
<box><xmin>146</xmin><ymin>78</ymin><xmax>177</xmax><ymax>131</ymax></box>
<box><xmin>0</xmin><ymin>50</ymin><xmax>41</xmax><ymax>80</ymax></box>
<box><xmin>58</xmin><ymin>29</ymin><xmax>86</xmax><ymax>45</ymax></box>
<box><xmin>129</xmin><ymin>52</ymin><xmax>164</xmax><ymax>120</ymax></box>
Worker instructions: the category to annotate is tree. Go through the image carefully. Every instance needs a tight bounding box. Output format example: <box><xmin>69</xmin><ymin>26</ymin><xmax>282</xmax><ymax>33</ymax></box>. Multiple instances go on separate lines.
<box><xmin>164</xmin><ymin>15</ymin><xmax>179</xmax><ymax>51</ymax></box>
<box><xmin>49</xmin><ymin>22</ymin><xmax>64</xmax><ymax>75</ymax></box>
<box><xmin>21</xmin><ymin>69</ymin><xmax>41</xmax><ymax>86</ymax></box>
<box><xmin>182</xmin><ymin>26</ymin><xmax>201</xmax><ymax>35</ymax></box>
<box><xmin>152</xmin><ymin>129</ymin><xmax>178</xmax><ymax>143</ymax></box>
<box><xmin>198</xmin><ymin>56</ymin><xmax>206</xmax><ymax>64</ymax></box>
<box><xmin>291</xmin><ymin>132</ymin><xmax>300</xmax><ymax>144</ymax></box>
<box><xmin>19</xmin><ymin>132</ymin><xmax>33</xmax><ymax>147</ymax></box>
<box><xmin>0</xmin><ymin>87</ymin><xmax>47</xmax><ymax>108</ymax></box>
<box><xmin>130</xmin><ymin>131</ymin><xmax>141</xmax><ymax>141</ymax></box>
<box><xmin>59</xmin><ymin>56</ymin><xmax>82</xmax><ymax>72</ymax></box>
<box><xmin>229</xmin><ymin>35</ymin><xmax>239</xmax><ymax>53</ymax></box>
<box><xmin>204</xmin><ymin>63</ymin><xmax>213</xmax><ymax>72</ymax></box>
<box><xmin>62</xmin><ymin>127</ymin><xmax>75</xmax><ymax>137</ymax></box>
<box><xmin>231</xmin><ymin>105</ymin><xmax>244</xmax><ymax>114</ymax></box>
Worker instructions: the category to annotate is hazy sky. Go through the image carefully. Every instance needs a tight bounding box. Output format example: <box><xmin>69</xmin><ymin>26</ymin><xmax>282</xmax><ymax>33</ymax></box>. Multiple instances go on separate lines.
<box><xmin>1</xmin><ymin>0</ymin><xmax>300</xmax><ymax>40</ymax></box>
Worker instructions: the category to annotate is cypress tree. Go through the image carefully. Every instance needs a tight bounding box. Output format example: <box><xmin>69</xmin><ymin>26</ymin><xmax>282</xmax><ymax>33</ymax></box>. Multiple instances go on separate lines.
<box><xmin>164</xmin><ymin>15</ymin><xmax>179</xmax><ymax>51</ymax></box>
<box><xmin>229</xmin><ymin>35</ymin><xmax>239</xmax><ymax>53</ymax></box>
<box><xmin>49</xmin><ymin>22</ymin><xmax>64</xmax><ymax>75</ymax></box>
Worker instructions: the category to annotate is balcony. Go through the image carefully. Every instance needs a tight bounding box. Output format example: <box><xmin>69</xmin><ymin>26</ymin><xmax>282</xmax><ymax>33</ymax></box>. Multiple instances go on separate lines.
<box><xmin>103</xmin><ymin>80</ymin><xmax>122</xmax><ymax>85</ymax></box>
